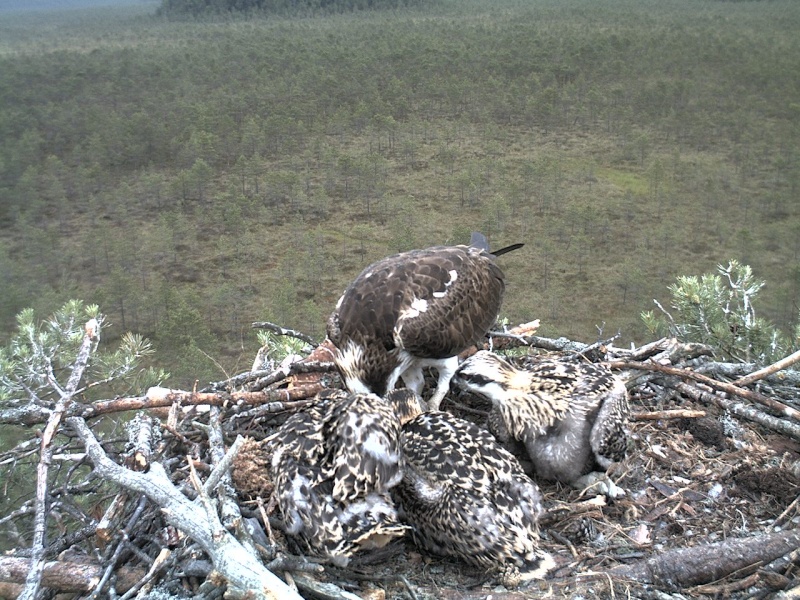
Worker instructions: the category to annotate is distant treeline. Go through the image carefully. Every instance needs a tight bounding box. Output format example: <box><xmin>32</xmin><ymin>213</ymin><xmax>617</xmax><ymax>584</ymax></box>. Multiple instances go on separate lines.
<box><xmin>157</xmin><ymin>0</ymin><xmax>430</xmax><ymax>17</ymax></box>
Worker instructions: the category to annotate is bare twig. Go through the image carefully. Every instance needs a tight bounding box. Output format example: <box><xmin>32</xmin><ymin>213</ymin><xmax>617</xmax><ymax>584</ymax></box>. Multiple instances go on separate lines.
<box><xmin>632</xmin><ymin>409</ymin><xmax>707</xmax><ymax>421</ymax></box>
<box><xmin>291</xmin><ymin>573</ymin><xmax>363</xmax><ymax>600</ymax></box>
<box><xmin>489</xmin><ymin>333</ymin><xmax>594</xmax><ymax>354</ymax></box>
<box><xmin>673</xmin><ymin>382</ymin><xmax>800</xmax><ymax>442</ymax></box>
<box><xmin>609</xmin><ymin>360</ymin><xmax>800</xmax><ymax>422</ymax></box>
<box><xmin>66</xmin><ymin>416</ymin><xmax>302</xmax><ymax>600</ymax></box>
<box><xmin>734</xmin><ymin>348</ymin><xmax>800</xmax><ymax>387</ymax></box>
<box><xmin>251</xmin><ymin>322</ymin><xmax>317</xmax><ymax>346</ymax></box>
<box><xmin>210</xmin><ymin>360</ymin><xmax>336</xmax><ymax>392</ymax></box>
<box><xmin>76</xmin><ymin>384</ymin><xmax>326</xmax><ymax>419</ymax></box>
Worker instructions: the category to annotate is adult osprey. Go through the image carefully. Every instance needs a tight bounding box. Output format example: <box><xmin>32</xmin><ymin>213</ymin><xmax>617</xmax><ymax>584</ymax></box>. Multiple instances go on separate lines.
<box><xmin>326</xmin><ymin>233</ymin><xmax>522</xmax><ymax>410</ymax></box>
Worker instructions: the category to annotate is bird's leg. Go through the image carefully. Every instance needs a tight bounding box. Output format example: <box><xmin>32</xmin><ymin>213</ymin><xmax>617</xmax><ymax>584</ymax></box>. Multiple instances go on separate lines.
<box><xmin>399</xmin><ymin>366</ymin><xmax>425</xmax><ymax>395</ymax></box>
<box><xmin>426</xmin><ymin>356</ymin><xmax>459</xmax><ymax>411</ymax></box>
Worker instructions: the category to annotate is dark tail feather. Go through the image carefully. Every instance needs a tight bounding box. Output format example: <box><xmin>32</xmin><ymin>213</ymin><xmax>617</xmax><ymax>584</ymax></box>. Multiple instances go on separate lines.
<box><xmin>470</xmin><ymin>232</ymin><xmax>524</xmax><ymax>257</ymax></box>
<box><xmin>493</xmin><ymin>242</ymin><xmax>525</xmax><ymax>257</ymax></box>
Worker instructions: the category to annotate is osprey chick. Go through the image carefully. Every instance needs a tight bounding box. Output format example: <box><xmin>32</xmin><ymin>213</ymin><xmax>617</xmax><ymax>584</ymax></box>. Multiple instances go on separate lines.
<box><xmin>453</xmin><ymin>351</ymin><xmax>629</xmax><ymax>494</ymax></box>
<box><xmin>389</xmin><ymin>389</ymin><xmax>554</xmax><ymax>585</ymax></box>
<box><xmin>268</xmin><ymin>389</ymin><xmax>406</xmax><ymax>565</ymax></box>
<box><xmin>327</xmin><ymin>233</ymin><xmax>522</xmax><ymax>410</ymax></box>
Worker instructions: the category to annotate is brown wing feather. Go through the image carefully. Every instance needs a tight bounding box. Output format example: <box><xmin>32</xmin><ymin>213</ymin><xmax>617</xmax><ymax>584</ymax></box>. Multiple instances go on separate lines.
<box><xmin>328</xmin><ymin>245</ymin><xmax>505</xmax><ymax>359</ymax></box>
<box><xmin>393</xmin><ymin>247</ymin><xmax>505</xmax><ymax>358</ymax></box>
<box><xmin>268</xmin><ymin>390</ymin><xmax>405</xmax><ymax>564</ymax></box>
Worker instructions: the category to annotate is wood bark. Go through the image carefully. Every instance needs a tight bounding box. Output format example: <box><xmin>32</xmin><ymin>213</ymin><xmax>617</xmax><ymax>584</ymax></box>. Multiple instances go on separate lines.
<box><xmin>0</xmin><ymin>557</ymin><xmax>145</xmax><ymax>593</ymax></box>
<box><xmin>65</xmin><ymin>416</ymin><xmax>303</xmax><ymax>600</ymax></box>
<box><xmin>610</xmin><ymin>529</ymin><xmax>800</xmax><ymax>587</ymax></box>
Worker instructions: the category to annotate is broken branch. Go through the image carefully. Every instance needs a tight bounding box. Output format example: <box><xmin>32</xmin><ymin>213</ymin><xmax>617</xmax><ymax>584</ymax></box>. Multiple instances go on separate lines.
<box><xmin>66</xmin><ymin>416</ymin><xmax>303</xmax><ymax>600</ymax></box>
<box><xmin>610</xmin><ymin>528</ymin><xmax>800</xmax><ymax>587</ymax></box>
<box><xmin>733</xmin><ymin>348</ymin><xmax>800</xmax><ymax>387</ymax></box>
<box><xmin>609</xmin><ymin>360</ymin><xmax>800</xmax><ymax>421</ymax></box>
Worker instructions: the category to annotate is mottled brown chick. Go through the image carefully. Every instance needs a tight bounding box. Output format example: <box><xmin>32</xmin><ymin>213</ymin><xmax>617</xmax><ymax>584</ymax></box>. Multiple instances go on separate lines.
<box><xmin>453</xmin><ymin>351</ymin><xmax>629</xmax><ymax>496</ymax></box>
<box><xmin>389</xmin><ymin>389</ymin><xmax>554</xmax><ymax>584</ymax></box>
<box><xmin>268</xmin><ymin>389</ymin><xmax>407</xmax><ymax>565</ymax></box>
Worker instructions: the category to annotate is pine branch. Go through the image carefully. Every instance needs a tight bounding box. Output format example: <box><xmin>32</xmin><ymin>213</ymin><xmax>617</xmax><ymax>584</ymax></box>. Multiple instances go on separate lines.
<box><xmin>18</xmin><ymin>318</ymin><xmax>99</xmax><ymax>600</ymax></box>
<box><xmin>251</xmin><ymin>321</ymin><xmax>317</xmax><ymax>346</ymax></box>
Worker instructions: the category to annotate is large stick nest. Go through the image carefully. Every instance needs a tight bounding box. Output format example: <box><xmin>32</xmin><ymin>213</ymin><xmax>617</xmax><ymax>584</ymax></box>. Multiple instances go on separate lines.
<box><xmin>1</xmin><ymin>326</ymin><xmax>799</xmax><ymax>600</ymax></box>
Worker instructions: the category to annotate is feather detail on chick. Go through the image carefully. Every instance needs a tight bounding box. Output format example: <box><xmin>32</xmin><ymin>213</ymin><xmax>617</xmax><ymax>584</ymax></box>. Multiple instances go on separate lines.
<box><xmin>268</xmin><ymin>389</ymin><xmax>407</xmax><ymax>565</ymax></box>
<box><xmin>453</xmin><ymin>351</ymin><xmax>630</xmax><ymax>494</ymax></box>
<box><xmin>388</xmin><ymin>389</ymin><xmax>555</xmax><ymax>584</ymax></box>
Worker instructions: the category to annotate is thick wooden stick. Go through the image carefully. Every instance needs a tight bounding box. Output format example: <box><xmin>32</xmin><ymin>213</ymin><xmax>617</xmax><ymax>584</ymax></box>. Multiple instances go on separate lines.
<box><xmin>0</xmin><ymin>557</ymin><xmax>145</xmax><ymax>593</ymax></box>
<box><xmin>734</xmin><ymin>348</ymin><xmax>800</xmax><ymax>387</ymax></box>
<box><xmin>609</xmin><ymin>360</ymin><xmax>800</xmax><ymax>421</ymax></box>
<box><xmin>610</xmin><ymin>529</ymin><xmax>800</xmax><ymax>586</ymax></box>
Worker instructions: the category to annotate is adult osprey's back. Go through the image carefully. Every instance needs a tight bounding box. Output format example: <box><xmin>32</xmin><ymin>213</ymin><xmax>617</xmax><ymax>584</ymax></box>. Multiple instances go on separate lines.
<box><xmin>326</xmin><ymin>232</ymin><xmax>522</xmax><ymax>410</ymax></box>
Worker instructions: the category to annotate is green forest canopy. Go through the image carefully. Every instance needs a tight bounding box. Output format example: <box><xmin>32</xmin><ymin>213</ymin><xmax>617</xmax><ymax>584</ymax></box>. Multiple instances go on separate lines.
<box><xmin>157</xmin><ymin>0</ymin><xmax>432</xmax><ymax>17</ymax></box>
<box><xmin>0</xmin><ymin>0</ymin><xmax>798</xmax><ymax>387</ymax></box>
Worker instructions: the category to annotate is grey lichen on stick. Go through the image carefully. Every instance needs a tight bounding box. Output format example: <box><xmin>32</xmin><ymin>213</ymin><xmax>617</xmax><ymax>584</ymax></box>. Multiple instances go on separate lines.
<box><xmin>66</xmin><ymin>416</ymin><xmax>302</xmax><ymax>600</ymax></box>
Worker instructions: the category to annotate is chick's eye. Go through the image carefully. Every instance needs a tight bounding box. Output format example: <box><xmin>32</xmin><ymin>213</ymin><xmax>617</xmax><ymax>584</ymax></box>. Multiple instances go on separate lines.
<box><xmin>462</xmin><ymin>373</ymin><xmax>493</xmax><ymax>386</ymax></box>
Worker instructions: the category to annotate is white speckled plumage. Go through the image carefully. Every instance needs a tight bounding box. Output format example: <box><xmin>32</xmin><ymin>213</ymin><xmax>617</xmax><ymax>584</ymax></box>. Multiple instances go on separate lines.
<box><xmin>267</xmin><ymin>389</ymin><xmax>406</xmax><ymax>565</ymax></box>
<box><xmin>388</xmin><ymin>389</ymin><xmax>554</xmax><ymax>583</ymax></box>
<box><xmin>453</xmin><ymin>351</ymin><xmax>630</xmax><ymax>487</ymax></box>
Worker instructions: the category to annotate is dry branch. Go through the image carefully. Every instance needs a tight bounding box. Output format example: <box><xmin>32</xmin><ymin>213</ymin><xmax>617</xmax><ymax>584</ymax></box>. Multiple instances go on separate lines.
<box><xmin>251</xmin><ymin>321</ymin><xmax>317</xmax><ymax>346</ymax></box>
<box><xmin>608</xmin><ymin>360</ymin><xmax>800</xmax><ymax>421</ymax></box>
<box><xmin>610</xmin><ymin>529</ymin><xmax>800</xmax><ymax>587</ymax></box>
<box><xmin>632</xmin><ymin>409</ymin><xmax>707</xmax><ymax>421</ymax></box>
<box><xmin>0</xmin><ymin>385</ymin><xmax>327</xmax><ymax>426</ymax></box>
<box><xmin>489</xmin><ymin>333</ymin><xmax>596</xmax><ymax>353</ymax></box>
<box><xmin>65</xmin><ymin>416</ymin><xmax>302</xmax><ymax>600</ymax></box>
<box><xmin>672</xmin><ymin>381</ymin><xmax>800</xmax><ymax>442</ymax></box>
<box><xmin>89</xmin><ymin>385</ymin><xmax>325</xmax><ymax>417</ymax></box>
<box><xmin>696</xmin><ymin>361</ymin><xmax>800</xmax><ymax>386</ymax></box>
<box><xmin>19</xmin><ymin>319</ymin><xmax>99</xmax><ymax>600</ymax></box>
<box><xmin>208</xmin><ymin>359</ymin><xmax>335</xmax><ymax>393</ymax></box>
<box><xmin>734</xmin><ymin>348</ymin><xmax>800</xmax><ymax>387</ymax></box>
<box><xmin>0</xmin><ymin>556</ymin><xmax>145</xmax><ymax>593</ymax></box>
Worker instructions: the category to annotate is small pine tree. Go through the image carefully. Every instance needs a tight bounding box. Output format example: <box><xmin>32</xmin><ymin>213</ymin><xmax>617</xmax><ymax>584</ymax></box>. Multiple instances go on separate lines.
<box><xmin>0</xmin><ymin>300</ymin><xmax>166</xmax><ymax>405</ymax></box>
<box><xmin>642</xmin><ymin>261</ymin><xmax>798</xmax><ymax>364</ymax></box>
